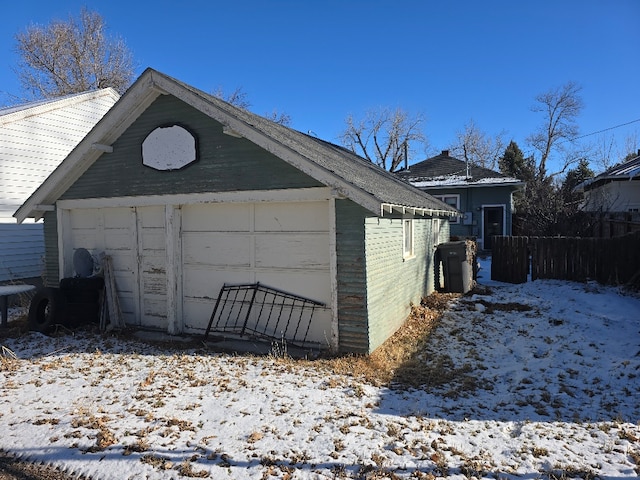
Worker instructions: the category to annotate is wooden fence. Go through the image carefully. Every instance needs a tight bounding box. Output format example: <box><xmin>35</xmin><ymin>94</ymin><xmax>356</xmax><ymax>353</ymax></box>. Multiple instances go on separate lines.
<box><xmin>591</xmin><ymin>212</ymin><xmax>640</xmax><ymax>238</ymax></box>
<box><xmin>491</xmin><ymin>231</ymin><xmax>640</xmax><ymax>285</ymax></box>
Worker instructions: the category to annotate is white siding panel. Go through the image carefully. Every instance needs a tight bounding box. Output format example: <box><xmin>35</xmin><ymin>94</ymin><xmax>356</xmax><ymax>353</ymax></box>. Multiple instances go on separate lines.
<box><xmin>0</xmin><ymin>90</ymin><xmax>117</xmax><ymax>222</ymax></box>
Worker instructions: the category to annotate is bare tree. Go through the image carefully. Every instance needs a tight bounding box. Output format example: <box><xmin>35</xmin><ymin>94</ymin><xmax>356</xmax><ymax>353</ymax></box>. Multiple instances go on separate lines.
<box><xmin>449</xmin><ymin>119</ymin><xmax>506</xmax><ymax>170</ymax></box>
<box><xmin>14</xmin><ymin>8</ymin><xmax>135</xmax><ymax>98</ymax></box>
<box><xmin>212</xmin><ymin>85</ymin><xmax>252</xmax><ymax>110</ymax></box>
<box><xmin>339</xmin><ymin>107</ymin><xmax>427</xmax><ymax>172</ymax></box>
<box><xmin>263</xmin><ymin>109</ymin><xmax>291</xmax><ymax>126</ymax></box>
<box><xmin>526</xmin><ymin>81</ymin><xmax>583</xmax><ymax>177</ymax></box>
<box><xmin>212</xmin><ymin>86</ymin><xmax>291</xmax><ymax>125</ymax></box>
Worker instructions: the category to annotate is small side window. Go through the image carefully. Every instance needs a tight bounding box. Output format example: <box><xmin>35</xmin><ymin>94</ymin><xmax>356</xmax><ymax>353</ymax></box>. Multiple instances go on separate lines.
<box><xmin>434</xmin><ymin>194</ymin><xmax>460</xmax><ymax>223</ymax></box>
<box><xmin>403</xmin><ymin>218</ymin><xmax>414</xmax><ymax>258</ymax></box>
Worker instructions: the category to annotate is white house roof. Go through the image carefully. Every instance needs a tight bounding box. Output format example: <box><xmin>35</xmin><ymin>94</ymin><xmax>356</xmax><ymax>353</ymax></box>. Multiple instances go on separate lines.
<box><xmin>15</xmin><ymin>68</ymin><xmax>458</xmax><ymax>223</ymax></box>
<box><xmin>0</xmin><ymin>89</ymin><xmax>119</xmax><ymax>125</ymax></box>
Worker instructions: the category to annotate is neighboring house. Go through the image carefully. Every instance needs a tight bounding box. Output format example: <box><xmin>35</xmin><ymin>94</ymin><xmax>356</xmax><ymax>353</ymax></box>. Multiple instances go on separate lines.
<box><xmin>15</xmin><ymin>68</ymin><xmax>458</xmax><ymax>354</ymax></box>
<box><xmin>395</xmin><ymin>150</ymin><xmax>524</xmax><ymax>250</ymax></box>
<box><xmin>0</xmin><ymin>89</ymin><xmax>120</xmax><ymax>282</ymax></box>
<box><xmin>576</xmin><ymin>151</ymin><xmax>640</xmax><ymax>212</ymax></box>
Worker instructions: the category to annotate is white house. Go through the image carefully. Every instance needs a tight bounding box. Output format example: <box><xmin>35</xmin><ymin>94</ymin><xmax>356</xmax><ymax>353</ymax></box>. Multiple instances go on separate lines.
<box><xmin>0</xmin><ymin>89</ymin><xmax>119</xmax><ymax>282</ymax></box>
<box><xmin>576</xmin><ymin>151</ymin><xmax>640</xmax><ymax>213</ymax></box>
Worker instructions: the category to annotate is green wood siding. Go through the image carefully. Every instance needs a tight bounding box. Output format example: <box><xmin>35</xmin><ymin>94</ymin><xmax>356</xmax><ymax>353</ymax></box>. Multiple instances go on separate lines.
<box><xmin>335</xmin><ymin>200</ymin><xmax>369</xmax><ymax>354</ymax></box>
<box><xmin>427</xmin><ymin>185</ymin><xmax>515</xmax><ymax>239</ymax></box>
<box><xmin>42</xmin><ymin>211</ymin><xmax>59</xmax><ymax>287</ymax></box>
<box><xmin>61</xmin><ymin>95</ymin><xmax>322</xmax><ymax>201</ymax></box>
<box><xmin>365</xmin><ymin>216</ymin><xmax>449</xmax><ymax>352</ymax></box>
<box><xmin>335</xmin><ymin>199</ymin><xmax>450</xmax><ymax>354</ymax></box>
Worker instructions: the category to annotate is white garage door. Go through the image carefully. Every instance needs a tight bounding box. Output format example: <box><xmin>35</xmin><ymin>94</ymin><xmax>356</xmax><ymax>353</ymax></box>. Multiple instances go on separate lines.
<box><xmin>181</xmin><ymin>201</ymin><xmax>332</xmax><ymax>344</ymax></box>
<box><xmin>66</xmin><ymin>206</ymin><xmax>167</xmax><ymax>329</ymax></box>
<box><xmin>65</xmin><ymin>200</ymin><xmax>332</xmax><ymax>343</ymax></box>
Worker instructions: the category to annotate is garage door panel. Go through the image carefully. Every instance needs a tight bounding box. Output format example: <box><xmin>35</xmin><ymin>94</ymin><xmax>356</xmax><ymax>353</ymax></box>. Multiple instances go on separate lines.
<box><xmin>183</xmin><ymin>267</ymin><xmax>252</xmax><ymax>299</ymax></box>
<box><xmin>255</xmin><ymin>234</ymin><xmax>329</xmax><ymax>269</ymax></box>
<box><xmin>182</xmin><ymin>301</ymin><xmax>213</xmax><ymax>331</ymax></box>
<box><xmin>69</xmin><ymin>209</ymin><xmax>98</xmax><ymax>229</ymax></box>
<box><xmin>182</xmin><ymin>268</ymin><xmax>254</xmax><ymax>332</ymax></box>
<box><xmin>138</xmin><ymin>206</ymin><xmax>164</xmax><ymax>227</ymax></box>
<box><xmin>182</xmin><ymin>203</ymin><xmax>251</xmax><ymax>232</ymax></box>
<box><xmin>142</xmin><ymin>275</ymin><xmax>166</xmax><ymax>295</ymax></box>
<box><xmin>104</xmin><ymin>231</ymin><xmax>133</xmax><ymax>250</ymax></box>
<box><xmin>118</xmin><ymin>294</ymin><xmax>137</xmax><ymax>324</ymax></box>
<box><xmin>254</xmin><ymin>201</ymin><xmax>329</xmax><ymax>232</ymax></box>
<box><xmin>254</xmin><ymin>271</ymin><xmax>330</xmax><ymax>306</ymax></box>
<box><xmin>107</xmin><ymin>252</ymin><xmax>136</xmax><ymax>273</ymax></box>
<box><xmin>142</xmin><ymin>298</ymin><xmax>167</xmax><ymax>322</ymax></box>
<box><xmin>102</xmin><ymin>208</ymin><xmax>133</xmax><ymax>228</ymax></box>
<box><xmin>71</xmin><ymin>233</ymin><xmax>99</xmax><ymax>251</ymax></box>
<box><xmin>141</xmin><ymin>231</ymin><xmax>165</xmax><ymax>251</ymax></box>
<box><xmin>182</xmin><ymin>233</ymin><xmax>251</xmax><ymax>267</ymax></box>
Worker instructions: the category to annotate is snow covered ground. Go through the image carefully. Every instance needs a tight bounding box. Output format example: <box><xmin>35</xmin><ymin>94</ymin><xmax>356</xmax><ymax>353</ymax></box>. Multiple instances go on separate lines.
<box><xmin>0</xmin><ymin>259</ymin><xmax>639</xmax><ymax>479</ymax></box>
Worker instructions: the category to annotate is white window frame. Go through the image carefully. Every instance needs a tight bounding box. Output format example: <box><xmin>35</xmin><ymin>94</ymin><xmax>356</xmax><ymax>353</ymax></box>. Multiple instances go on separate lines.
<box><xmin>403</xmin><ymin>218</ymin><xmax>414</xmax><ymax>259</ymax></box>
<box><xmin>434</xmin><ymin>194</ymin><xmax>460</xmax><ymax>223</ymax></box>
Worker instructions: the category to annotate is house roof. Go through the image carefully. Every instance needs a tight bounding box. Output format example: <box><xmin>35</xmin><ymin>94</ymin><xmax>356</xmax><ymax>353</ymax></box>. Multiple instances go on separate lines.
<box><xmin>0</xmin><ymin>89</ymin><xmax>120</xmax><ymax>125</ymax></box>
<box><xmin>395</xmin><ymin>150</ymin><xmax>523</xmax><ymax>189</ymax></box>
<box><xmin>576</xmin><ymin>152</ymin><xmax>640</xmax><ymax>191</ymax></box>
<box><xmin>15</xmin><ymin>68</ymin><xmax>458</xmax><ymax>223</ymax></box>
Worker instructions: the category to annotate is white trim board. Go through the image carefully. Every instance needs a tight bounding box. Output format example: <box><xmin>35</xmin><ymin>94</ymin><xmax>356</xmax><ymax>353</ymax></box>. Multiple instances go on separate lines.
<box><xmin>57</xmin><ymin>187</ymin><xmax>335</xmax><ymax>211</ymax></box>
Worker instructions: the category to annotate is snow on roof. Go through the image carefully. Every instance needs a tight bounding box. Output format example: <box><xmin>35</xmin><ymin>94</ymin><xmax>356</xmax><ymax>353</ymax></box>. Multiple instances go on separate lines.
<box><xmin>409</xmin><ymin>175</ymin><xmax>523</xmax><ymax>188</ymax></box>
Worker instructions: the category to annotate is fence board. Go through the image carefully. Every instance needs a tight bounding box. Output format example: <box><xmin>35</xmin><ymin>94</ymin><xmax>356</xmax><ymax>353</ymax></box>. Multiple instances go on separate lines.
<box><xmin>491</xmin><ymin>231</ymin><xmax>640</xmax><ymax>286</ymax></box>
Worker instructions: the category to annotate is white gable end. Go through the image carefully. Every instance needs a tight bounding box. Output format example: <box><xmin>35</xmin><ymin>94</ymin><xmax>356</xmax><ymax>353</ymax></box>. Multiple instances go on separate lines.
<box><xmin>0</xmin><ymin>89</ymin><xmax>119</xmax><ymax>222</ymax></box>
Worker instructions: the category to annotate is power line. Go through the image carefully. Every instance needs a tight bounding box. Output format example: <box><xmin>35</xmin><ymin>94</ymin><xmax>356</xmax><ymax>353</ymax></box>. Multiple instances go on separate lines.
<box><xmin>570</xmin><ymin>118</ymin><xmax>640</xmax><ymax>141</ymax></box>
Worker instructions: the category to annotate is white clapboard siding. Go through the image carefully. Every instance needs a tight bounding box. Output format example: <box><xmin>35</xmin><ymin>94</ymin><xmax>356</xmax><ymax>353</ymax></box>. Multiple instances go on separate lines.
<box><xmin>0</xmin><ymin>89</ymin><xmax>119</xmax><ymax>280</ymax></box>
<box><xmin>0</xmin><ymin>88</ymin><xmax>119</xmax><ymax>223</ymax></box>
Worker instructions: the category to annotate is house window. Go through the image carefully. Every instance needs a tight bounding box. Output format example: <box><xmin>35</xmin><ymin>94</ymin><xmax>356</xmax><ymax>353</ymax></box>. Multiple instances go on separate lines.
<box><xmin>403</xmin><ymin>218</ymin><xmax>414</xmax><ymax>258</ymax></box>
<box><xmin>434</xmin><ymin>194</ymin><xmax>460</xmax><ymax>223</ymax></box>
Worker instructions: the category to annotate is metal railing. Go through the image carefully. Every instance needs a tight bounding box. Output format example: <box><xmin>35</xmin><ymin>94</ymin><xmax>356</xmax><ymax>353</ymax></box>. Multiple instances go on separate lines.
<box><xmin>204</xmin><ymin>283</ymin><xmax>325</xmax><ymax>347</ymax></box>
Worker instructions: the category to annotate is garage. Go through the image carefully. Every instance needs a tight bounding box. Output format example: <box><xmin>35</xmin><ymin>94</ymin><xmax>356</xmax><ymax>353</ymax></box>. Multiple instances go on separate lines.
<box><xmin>16</xmin><ymin>69</ymin><xmax>457</xmax><ymax>353</ymax></box>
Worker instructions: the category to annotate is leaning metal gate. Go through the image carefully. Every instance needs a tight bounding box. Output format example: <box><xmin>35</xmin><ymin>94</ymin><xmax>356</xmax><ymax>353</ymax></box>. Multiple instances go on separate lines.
<box><xmin>203</xmin><ymin>283</ymin><xmax>325</xmax><ymax>347</ymax></box>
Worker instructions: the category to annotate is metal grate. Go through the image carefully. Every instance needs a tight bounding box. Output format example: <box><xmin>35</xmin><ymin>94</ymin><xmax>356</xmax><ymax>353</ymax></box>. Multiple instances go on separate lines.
<box><xmin>203</xmin><ymin>283</ymin><xmax>325</xmax><ymax>347</ymax></box>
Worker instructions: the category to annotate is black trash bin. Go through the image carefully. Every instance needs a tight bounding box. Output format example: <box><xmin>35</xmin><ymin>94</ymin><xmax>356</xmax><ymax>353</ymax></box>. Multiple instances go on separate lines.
<box><xmin>437</xmin><ymin>240</ymin><xmax>476</xmax><ymax>293</ymax></box>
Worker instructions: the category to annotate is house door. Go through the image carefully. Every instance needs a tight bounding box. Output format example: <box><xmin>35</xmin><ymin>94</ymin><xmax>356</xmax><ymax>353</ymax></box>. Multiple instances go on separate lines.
<box><xmin>483</xmin><ymin>206</ymin><xmax>505</xmax><ymax>250</ymax></box>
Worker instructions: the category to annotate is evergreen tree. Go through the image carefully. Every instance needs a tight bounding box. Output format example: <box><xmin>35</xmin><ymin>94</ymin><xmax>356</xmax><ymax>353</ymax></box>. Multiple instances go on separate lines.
<box><xmin>499</xmin><ymin>141</ymin><xmax>535</xmax><ymax>182</ymax></box>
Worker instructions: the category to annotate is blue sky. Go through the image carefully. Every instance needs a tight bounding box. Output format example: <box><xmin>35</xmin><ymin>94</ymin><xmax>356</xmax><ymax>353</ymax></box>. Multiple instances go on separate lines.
<box><xmin>1</xmin><ymin>1</ymin><xmax>639</xmax><ymax>173</ymax></box>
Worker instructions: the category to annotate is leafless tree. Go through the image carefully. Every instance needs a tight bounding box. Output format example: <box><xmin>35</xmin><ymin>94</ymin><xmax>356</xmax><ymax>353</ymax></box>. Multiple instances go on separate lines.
<box><xmin>14</xmin><ymin>8</ymin><xmax>135</xmax><ymax>98</ymax></box>
<box><xmin>526</xmin><ymin>81</ymin><xmax>583</xmax><ymax>177</ymax></box>
<box><xmin>449</xmin><ymin>119</ymin><xmax>506</xmax><ymax>170</ymax></box>
<box><xmin>212</xmin><ymin>86</ymin><xmax>291</xmax><ymax>125</ymax></box>
<box><xmin>212</xmin><ymin>85</ymin><xmax>252</xmax><ymax>110</ymax></box>
<box><xmin>339</xmin><ymin>107</ymin><xmax>427</xmax><ymax>172</ymax></box>
<box><xmin>263</xmin><ymin>109</ymin><xmax>291</xmax><ymax>126</ymax></box>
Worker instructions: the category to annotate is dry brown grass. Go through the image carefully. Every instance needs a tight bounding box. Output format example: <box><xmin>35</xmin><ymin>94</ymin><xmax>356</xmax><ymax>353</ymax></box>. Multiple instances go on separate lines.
<box><xmin>308</xmin><ymin>292</ymin><xmax>460</xmax><ymax>386</ymax></box>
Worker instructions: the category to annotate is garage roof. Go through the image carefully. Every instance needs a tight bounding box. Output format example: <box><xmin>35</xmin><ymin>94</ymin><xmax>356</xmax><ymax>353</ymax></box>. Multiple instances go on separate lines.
<box><xmin>15</xmin><ymin>68</ymin><xmax>458</xmax><ymax>222</ymax></box>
